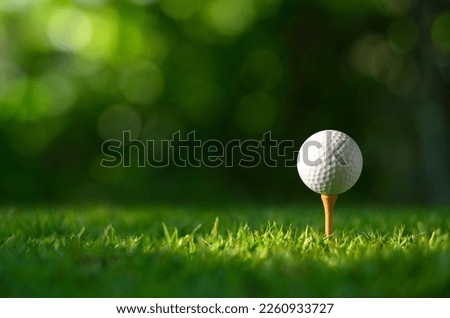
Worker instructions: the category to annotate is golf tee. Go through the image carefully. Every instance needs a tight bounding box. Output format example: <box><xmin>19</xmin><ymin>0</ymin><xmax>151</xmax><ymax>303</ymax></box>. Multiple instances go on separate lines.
<box><xmin>321</xmin><ymin>194</ymin><xmax>337</xmax><ymax>237</ymax></box>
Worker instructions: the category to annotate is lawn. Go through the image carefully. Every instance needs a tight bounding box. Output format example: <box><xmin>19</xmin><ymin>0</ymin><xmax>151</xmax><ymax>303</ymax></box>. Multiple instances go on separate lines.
<box><xmin>0</xmin><ymin>204</ymin><xmax>449</xmax><ymax>297</ymax></box>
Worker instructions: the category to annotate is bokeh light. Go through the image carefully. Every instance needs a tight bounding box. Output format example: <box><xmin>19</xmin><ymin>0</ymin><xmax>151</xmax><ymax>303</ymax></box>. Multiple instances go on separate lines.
<box><xmin>47</xmin><ymin>7</ymin><xmax>93</xmax><ymax>52</ymax></box>
<box><xmin>76</xmin><ymin>0</ymin><xmax>111</xmax><ymax>8</ymax></box>
<box><xmin>431</xmin><ymin>11</ymin><xmax>450</xmax><ymax>53</ymax></box>
<box><xmin>350</xmin><ymin>34</ymin><xmax>390</xmax><ymax>78</ymax></box>
<box><xmin>0</xmin><ymin>73</ymin><xmax>29</xmax><ymax>121</ymax></box>
<box><xmin>160</xmin><ymin>0</ymin><xmax>200</xmax><ymax>20</ymax></box>
<box><xmin>8</xmin><ymin>121</ymin><xmax>59</xmax><ymax>157</ymax></box>
<box><xmin>98</xmin><ymin>104</ymin><xmax>142</xmax><ymax>140</ymax></box>
<box><xmin>388</xmin><ymin>18</ymin><xmax>418</xmax><ymax>54</ymax></box>
<box><xmin>175</xmin><ymin>73</ymin><xmax>221</xmax><ymax>123</ymax></box>
<box><xmin>120</xmin><ymin>22</ymin><xmax>146</xmax><ymax>61</ymax></box>
<box><xmin>119</xmin><ymin>62</ymin><xmax>165</xmax><ymax>105</ymax></box>
<box><xmin>34</xmin><ymin>72</ymin><xmax>77</xmax><ymax>116</ymax></box>
<box><xmin>80</xmin><ymin>9</ymin><xmax>120</xmax><ymax>60</ymax></box>
<box><xmin>376</xmin><ymin>0</ymin><xmax>413</xmax><ymax>15</ymax></box>
<box><xmin>127</xmin><ymin>0</ymin><xmax>158</xmax><ymax>6</ymax></box>
<box><xmin>203</xmin><ymin>0</ymin><xmax>255</xmax><ymax>36</ymax></box>
<box><xmin>0</xmin><ymin>0</ymin><xmax>35</xmax><ymax>12</ymax></box>
<box><xmin>143</xmin><ymin>30</ymin><xmax>170</xmax><ymax>61</ymax></box>
<box><xmin>0</xmin><ymin>0</ymin><xmax>448</xmax><ymax>203</ymax></box>
<box><xmin>18</xmin><ymin>73</ymin><xmax>75</xmax><ymax>121</ymax></box>
<box><xmin>349</xmin><ymin>33</ymin><xmax>419</xmax><ymax>95</ymax></box>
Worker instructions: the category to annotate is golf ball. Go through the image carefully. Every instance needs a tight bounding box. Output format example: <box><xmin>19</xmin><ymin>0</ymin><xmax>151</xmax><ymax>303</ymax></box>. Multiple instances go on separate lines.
<box><xmin>297</xmin><ymin>130</ymin><xmax>363</xmax><ymax>195</ymax></box>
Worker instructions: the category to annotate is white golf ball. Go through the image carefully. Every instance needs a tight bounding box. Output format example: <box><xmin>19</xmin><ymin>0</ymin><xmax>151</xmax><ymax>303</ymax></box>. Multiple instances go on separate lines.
<box><xmin>297</xmin><ymin>130</ymin><xmax>363</xmax><ymax>195</ymax></box>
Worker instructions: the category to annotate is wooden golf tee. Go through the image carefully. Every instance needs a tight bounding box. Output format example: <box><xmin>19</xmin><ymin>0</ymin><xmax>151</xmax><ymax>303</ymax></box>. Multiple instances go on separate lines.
<box><xmin>321</xmin><ymin>194</ymin><xmax>337</xmax><ymax>237</ymax></box>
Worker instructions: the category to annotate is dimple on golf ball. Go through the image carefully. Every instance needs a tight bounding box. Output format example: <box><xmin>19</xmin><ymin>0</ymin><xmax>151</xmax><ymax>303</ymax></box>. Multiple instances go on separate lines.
<box><xmin>297</xmin><ymin>130</ymin><xmax>363</xmax><ymax>195</ymax></box>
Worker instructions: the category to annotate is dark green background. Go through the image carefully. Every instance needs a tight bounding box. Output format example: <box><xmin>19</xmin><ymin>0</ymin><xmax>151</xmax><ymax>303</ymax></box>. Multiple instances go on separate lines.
<box><xmin>0</xmin><ymin>0</ymin><xmax>449</xmax><ymax>204</ymax></box>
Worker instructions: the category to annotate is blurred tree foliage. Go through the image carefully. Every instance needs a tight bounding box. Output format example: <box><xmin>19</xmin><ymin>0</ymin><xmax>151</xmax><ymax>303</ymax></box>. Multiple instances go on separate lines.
<box><xmin>0</xmin><ymin>0</ymin><xmax>449</xmax><ymax>204</ymax></box>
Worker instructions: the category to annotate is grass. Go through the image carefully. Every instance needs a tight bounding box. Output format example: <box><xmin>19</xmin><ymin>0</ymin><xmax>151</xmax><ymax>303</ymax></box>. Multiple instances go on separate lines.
<box><xmin>0</xmin><ymin>204</ymin><xmax>449</xmax><ymax>297</ymax></box>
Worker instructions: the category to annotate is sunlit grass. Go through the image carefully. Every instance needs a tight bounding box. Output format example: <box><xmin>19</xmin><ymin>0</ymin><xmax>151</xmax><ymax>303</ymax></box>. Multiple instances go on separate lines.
<box><xmin>0</xmin><ymin>205</ymin><xmax>449</xmax><ymax>297</ymax></box>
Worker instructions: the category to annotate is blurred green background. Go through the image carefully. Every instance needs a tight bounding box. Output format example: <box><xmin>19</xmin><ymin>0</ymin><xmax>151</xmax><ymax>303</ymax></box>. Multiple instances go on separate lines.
<box><xmin>0</xmin><ymin>0</ymin><xmax>449</xmax><ymax>204</ymax></box>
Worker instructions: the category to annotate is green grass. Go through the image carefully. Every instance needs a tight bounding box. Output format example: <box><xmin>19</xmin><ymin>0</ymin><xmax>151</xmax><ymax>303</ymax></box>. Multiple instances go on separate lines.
<box><xmin>0</xmin><ymin>204</ymin><xmax>449</xmax><ymax>297</ymax></box>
